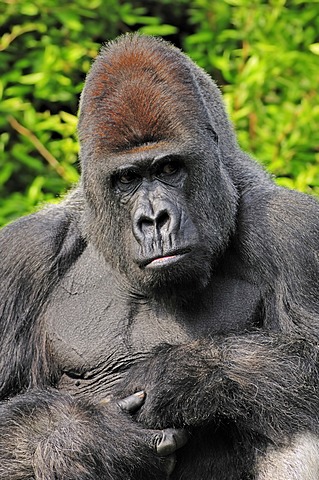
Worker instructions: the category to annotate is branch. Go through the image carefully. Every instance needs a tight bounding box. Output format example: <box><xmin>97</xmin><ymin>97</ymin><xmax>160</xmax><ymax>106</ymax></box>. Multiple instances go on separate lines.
<box><xmin>8</xmin><ymin>116</ymin><xmax>67</xmax><ymax>179</ymax></box>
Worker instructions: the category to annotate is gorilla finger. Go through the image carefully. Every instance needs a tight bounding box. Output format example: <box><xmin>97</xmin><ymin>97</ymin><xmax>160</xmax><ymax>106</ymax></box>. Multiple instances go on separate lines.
<box><xmin>117</xmin><ymin>391</ymin><xmax>146</xmax><ymax>413</ymax></box>
<box><xmin>158</xmin><ymin>453</ymin><xmax>177</xmax><ymax>477</ymax></box>
<box><xmin>153</xmin><ymin>428</ymin><xmax>189</xmax><ymax>456</ymax></box>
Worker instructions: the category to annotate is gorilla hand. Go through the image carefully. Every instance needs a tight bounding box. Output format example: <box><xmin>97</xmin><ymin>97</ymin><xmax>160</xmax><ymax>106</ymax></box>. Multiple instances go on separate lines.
<box><xmin>116</xmin><ymin>391</ymin><xmax>189</xmax><ymax>476</ymax></box>
<box><xmin>117</xmin><ymin>336</ymin><xmax>319</xmax><ymax>443</ymax></box>
<box><xmin>114</xmin><ymin>342</ymin><xmax>218</xmax><ymax>430</ymax></box>
<box><xmin>0</xmin><ymin>388</ymin><xmax>188</xmax><ymax>480</ymax></box>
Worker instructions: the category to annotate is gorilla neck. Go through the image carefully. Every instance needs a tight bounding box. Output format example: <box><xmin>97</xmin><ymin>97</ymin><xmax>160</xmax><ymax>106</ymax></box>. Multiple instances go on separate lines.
<box><xmin>117</xmin><ymin>267</ymin><xmax>213</xmax><ymax>309</ymax></box>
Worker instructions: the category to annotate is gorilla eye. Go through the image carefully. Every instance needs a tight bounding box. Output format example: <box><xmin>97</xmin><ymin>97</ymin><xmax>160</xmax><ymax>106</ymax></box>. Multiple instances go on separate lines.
<box><xmin>118</xmin><ymin>170</ymin><xmax>139</xmax><ymax>185</ymax></box>
<box><xmin>111</xmin><ymin>169</ymin><xmax>141</xmax><ymax>194</ymax></box>
<box><xmin>159</xmin><ymin>161</ymin><xmax>180</xmax><ymax>176</ymax></box>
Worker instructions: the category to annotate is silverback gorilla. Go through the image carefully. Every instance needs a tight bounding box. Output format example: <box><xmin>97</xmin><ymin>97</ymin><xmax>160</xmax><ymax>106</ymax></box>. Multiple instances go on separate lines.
<box><xmin>1</xmin><ymin>34</ymin><xmax>319</xmax><ymax>480</ymax></box>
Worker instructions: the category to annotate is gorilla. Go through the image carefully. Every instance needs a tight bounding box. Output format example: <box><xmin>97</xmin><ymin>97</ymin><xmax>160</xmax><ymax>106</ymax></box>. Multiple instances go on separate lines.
<box><xmin>1</xmin><ymin>33</ymin><xmax>319</xmax><ymax>480</ymax></box>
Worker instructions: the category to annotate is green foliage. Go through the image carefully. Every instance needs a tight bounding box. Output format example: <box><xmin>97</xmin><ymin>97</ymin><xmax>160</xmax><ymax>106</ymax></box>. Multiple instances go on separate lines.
<box><xmin>0</xmin><ymin>0</ymin><xmax>318</xmax><ymax>226</ymax></box>
<box><xmin>185</xmin><ymin>0</ymin><xmax>319</xmax><ymax>194</ymax></box>
<box><xmin>0</xmin><ymin>0</ymin><xmax>188</xmax><ymax>225</ymax></box>
<box><xmin>0</xmin><ymin>0</ymin><xmax>115</xmax><ymax>224</ymax></box>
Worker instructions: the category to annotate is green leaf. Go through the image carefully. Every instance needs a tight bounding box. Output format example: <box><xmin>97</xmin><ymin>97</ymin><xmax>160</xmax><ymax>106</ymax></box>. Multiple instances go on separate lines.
<box><xmin>20</xmin><ymin>72</ymin><xmax>45</xmax><ymax>85</ymax></box>
<box><xmin>0</xmin><ymin>162</ymin><xmax>14</xmax><ymax>186</ymax></box>
<box><xmin>309</xmin><ymin>43</ymin><xmax>319</xmax><ymax>55</ymax></box>
<box><xmin>139</xmin><ymin>25</ymin><xmax>178</xmax><ymax>36</ymax></box>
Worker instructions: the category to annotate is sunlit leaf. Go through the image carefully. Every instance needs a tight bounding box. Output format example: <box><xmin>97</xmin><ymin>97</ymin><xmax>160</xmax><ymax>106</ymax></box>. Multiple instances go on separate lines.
<box><xmin>309</xmin><ymin>43</ymin><xmax>319</xmax><ymax>55</ymax></box>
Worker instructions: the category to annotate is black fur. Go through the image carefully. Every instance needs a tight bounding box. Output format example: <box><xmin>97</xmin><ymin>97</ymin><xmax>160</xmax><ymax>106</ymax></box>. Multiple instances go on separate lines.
<box><xmin>1</xmin><ymin>34</ymin><xmax>319</xmax><ymax>479</ymax></box>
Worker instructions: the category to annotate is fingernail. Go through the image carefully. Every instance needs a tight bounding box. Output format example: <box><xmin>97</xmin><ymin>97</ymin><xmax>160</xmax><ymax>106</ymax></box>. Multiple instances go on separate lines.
<box><xmin>134</xmin><ymin>390</ymin><xmax>145</xmax><ymax>398</ymax></box>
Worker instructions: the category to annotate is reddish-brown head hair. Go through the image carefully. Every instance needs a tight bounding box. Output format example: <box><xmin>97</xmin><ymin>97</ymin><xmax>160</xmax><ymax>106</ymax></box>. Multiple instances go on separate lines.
<box><xmin>78</xmin><ymin>34</ymin><xmax>208</xmax><ymax>154</ymax></box>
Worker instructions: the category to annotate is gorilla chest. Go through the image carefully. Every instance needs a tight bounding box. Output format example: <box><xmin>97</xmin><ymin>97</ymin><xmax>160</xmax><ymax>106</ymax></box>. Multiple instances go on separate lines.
<box><xmin>44</xmin><ymin>248</ymin><xmax>261</xmax><ymax>399</ymax></box>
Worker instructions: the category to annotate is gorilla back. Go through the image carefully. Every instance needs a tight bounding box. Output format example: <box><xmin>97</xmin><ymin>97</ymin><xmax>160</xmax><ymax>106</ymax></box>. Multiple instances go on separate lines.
<box><xmin>1</xmin><ymin>34</ymin><xmax>319</xmax><ymax>480</ymax></box>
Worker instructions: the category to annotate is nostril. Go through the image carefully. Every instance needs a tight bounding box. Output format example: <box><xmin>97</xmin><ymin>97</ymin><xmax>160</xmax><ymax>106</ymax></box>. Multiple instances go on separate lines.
<box><xmin>135</xmin><ymin>210</ymin><xmax>170</xmax><ymax>235</ymax></box>
<box><xmin>138</xmin><ymin>216</ymin><xmax>154</xmax><ymax>232</ymax></box>
<box><xmin>156</xmin><ymin>211</ymin><xmax>170</xmax><ymax>230</ymax></box>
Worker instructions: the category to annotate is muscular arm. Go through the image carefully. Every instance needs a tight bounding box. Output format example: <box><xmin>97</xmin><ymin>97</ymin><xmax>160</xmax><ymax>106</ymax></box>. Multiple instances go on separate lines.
<box><xmin>0</xmin><ymin>199</ymin><xmax>187</xmax><ymax>479</ymax></box>
<box><xmin>117</xmin><ymin>334</ymin><xmax>319</xmax><ymax>441</ymax></box>
<box><xmin>0</xmin><ymin>195</ymin><xmax>86</xmax><ymax>398</ymax></box>
<box><xmin>0</xmin><ymin>389</ymin><xmax>187</xmax><ymax>480</ymax></box>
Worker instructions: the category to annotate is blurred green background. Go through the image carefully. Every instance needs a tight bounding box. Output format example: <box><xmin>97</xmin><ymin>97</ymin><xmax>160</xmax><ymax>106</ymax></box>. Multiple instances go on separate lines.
<box><xmin>0</xmin><ymin>0</ymin><xmax>318</xmax><ymax>226</ymax></box>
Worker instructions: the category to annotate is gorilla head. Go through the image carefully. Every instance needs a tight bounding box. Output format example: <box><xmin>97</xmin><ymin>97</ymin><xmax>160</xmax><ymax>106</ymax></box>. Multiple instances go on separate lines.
<box><xmin>78</xmin><ymin>34</ymin><xmax>238</xmax><ymax>293</ymax></box>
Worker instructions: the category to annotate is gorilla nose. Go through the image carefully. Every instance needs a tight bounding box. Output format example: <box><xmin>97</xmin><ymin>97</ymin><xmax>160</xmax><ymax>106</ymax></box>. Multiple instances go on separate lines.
<box><xmin>132</xmin><ymin>199</ymin><xmax>181</xmax><ymax>244</ymax></box>
<box><xmin>137</xmin><ymin>209</ymin><xmax>170</xmax><ymax>235</ymax></box>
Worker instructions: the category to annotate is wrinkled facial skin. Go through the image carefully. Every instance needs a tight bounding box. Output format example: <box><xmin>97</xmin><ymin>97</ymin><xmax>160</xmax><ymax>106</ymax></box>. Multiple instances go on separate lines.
<box><xmin>113</xmin><ymin>152</ymin><xmax>201</xmax><ymax>288</ymax></box>
<box><xmin>115</xmin><ymin>157</ymin><xmax>196</xmax><ymax>264</ymax></box>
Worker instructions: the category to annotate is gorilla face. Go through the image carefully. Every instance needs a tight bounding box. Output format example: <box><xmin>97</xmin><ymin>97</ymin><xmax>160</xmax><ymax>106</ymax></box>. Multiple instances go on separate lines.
<box><xmin>116</xmin><ymin>155</ymin><xmax>197</xmax><ymax>268</ymax></box>
<box><xmin>78</xmin><ymin>35</ymin><xmax>238</xmax><ymax>293</ymax></box>
<box><xmin>82</xmin><ymin>140</ymin><xmax>237</xmax><ymax>294</ymax></box>
<box><xmin>109</xmin><ymin>144</ymin><xmax>208</xmax><ymax>291</ymax></box>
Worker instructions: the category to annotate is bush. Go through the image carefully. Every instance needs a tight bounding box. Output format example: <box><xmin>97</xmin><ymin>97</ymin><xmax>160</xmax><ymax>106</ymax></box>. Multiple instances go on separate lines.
<box><xmin>0</xmin><ymin>0</ymin><xmax>318</xmax><ymax>226</ymax></box>
<box><xmin>185</xmin><ymin>0</ymin><xmax>319</xmax><ymax>194</ymax></box>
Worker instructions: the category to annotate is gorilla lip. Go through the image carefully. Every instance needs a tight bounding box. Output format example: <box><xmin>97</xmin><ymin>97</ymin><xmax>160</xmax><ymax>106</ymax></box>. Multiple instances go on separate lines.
<box><xmin>142</xmin><ymin>251</ymin><xmax>190</xmax><ymax>269</ymax></box>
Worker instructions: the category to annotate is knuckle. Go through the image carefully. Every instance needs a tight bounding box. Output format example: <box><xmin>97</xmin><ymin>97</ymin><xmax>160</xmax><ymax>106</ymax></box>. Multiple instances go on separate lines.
<box><xmin>156</xmin><ymin>430</ymin><xmax>177</xmax><ymax>456</ymax></box>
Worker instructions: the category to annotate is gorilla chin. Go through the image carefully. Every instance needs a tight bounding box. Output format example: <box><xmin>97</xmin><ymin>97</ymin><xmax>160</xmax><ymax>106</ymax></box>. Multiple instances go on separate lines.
<box><xmin>132</xmin><ymin>247</ymin><xmax>213</xmax><ymax>296</ymax></box>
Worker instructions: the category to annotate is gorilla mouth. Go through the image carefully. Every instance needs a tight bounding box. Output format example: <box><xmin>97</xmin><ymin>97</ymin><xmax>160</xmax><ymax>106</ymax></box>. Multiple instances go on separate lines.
<box><xmin>140</xmin><ymin>249</ymin><xmax>191</xmax><ymax>270</ymax></box>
